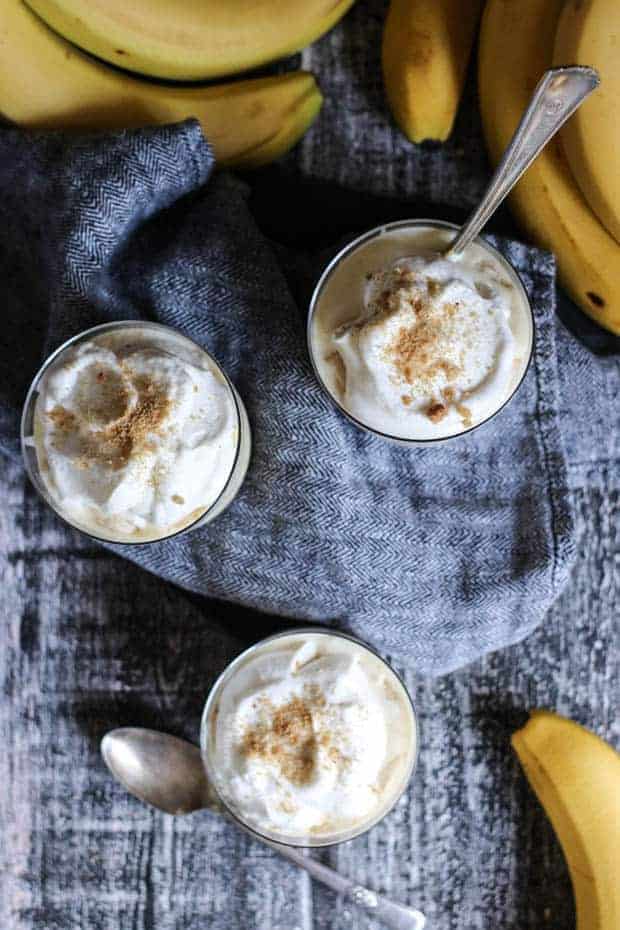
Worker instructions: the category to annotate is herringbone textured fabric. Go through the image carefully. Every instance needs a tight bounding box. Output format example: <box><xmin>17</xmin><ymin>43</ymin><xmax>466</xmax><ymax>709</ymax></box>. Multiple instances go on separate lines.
<box><xmin>0</xmin><ymin>120</ymin><xmax>574</xmax><ymax>674</ymax></box>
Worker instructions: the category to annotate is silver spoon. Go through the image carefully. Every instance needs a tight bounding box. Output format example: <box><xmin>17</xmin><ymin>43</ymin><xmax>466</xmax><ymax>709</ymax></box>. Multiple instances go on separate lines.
<box><xmin>446</xmin><ymin>66</ymin><xmax>599</xmax><ymax>258</ymax></box>
<box><xmin>102</xmin><ymin>728</ymin><xmax>426</xmax><ymax>930</ymax></box>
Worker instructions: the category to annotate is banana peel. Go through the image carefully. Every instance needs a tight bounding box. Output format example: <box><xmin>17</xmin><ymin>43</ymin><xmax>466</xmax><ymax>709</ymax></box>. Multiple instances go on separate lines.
<box><xmin>382</xmin><ymin>0</ymin><xmax>483</xmax><ymax>143</ymax></box>
<box><xmin>553</xmin><ymin>0</ymin><xmax>620</xmax><ymax>244</ymax></box>
<box><xmin>513</xmin><ymin>711</ymin><xmax>620</xmax><ymax>930</ymax></box>
<box><xmin>0</xmin><ymin>1</ymin><xmax>323</xmax><ymax>169</ymax></box>
<box><xmin>479</xmin><ymin>0</ymin><xmax>620</xmax><ymax>334</ymax></box>
<box><xmin>24</xmin><ymin>0</ymin><xmax>356</xmax><ymax>81</ymax></box>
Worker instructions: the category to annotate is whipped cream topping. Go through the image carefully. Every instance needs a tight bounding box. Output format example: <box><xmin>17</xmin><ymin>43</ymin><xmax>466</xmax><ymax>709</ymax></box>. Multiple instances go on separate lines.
<box><xmin>205</xmin><ymin>633</ymin><xmax>416</xmax><ymax>843</ymax></box>
<box><xmin>32</xmin><ymin>329</ymin><xmax>238</xmax><ymax>541</ymax></box>
<box><xmin>310</xmin><ymin>226</ymin><xmax>532</xmax><ymax>441</ymax></box>
<box><xmin>332</xmin><ymin>254</ymin><xmax>515</xmax><ymax>436</ymax></box>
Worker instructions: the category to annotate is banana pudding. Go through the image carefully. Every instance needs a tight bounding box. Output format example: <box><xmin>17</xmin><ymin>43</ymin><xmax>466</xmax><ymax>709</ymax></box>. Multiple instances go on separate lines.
<box><xmin>22</xmin><ymin>322</ymin><xmax>250</xmax><ymax>542</ymax></box>
<box><xmin>201</xmin><ymin>630</ymin><xmax>417</xmax><ymax>846</ymax></box>
<box><xmin>309</xmin><ymin>221</ymin><xmax>533</xmax><ymax>442</ymax></box>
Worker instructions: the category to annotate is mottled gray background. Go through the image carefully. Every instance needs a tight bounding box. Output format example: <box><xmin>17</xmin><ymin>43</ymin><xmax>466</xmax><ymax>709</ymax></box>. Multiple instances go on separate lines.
<box><xmin>1</xmin><ymin>3</ymin><xmax>618</xmax><ymax>929</ymax></box>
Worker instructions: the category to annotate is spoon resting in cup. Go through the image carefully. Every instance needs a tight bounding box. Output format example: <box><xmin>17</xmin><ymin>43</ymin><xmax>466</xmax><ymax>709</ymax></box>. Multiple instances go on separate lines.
<box><xmin>447</xmin><ymin>66</ymin><xmax>599</xmax><ymax>257</ymax></box>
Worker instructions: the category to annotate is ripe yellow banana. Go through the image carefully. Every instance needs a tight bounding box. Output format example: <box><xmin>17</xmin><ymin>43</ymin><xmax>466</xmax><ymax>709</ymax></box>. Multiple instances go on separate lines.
<box><xmin>512</xmin><ymin>711</ymin><xmax>620</xmax><ymax>930</ymax></box>
<box><xmin>479</xmin><ymin>0</ymin><xmax>620</xmax><ymax>335</ymax></box>
<box><xmin>553</xmin><ymin>0</ymin><xmax>620</xmax><ymax>244</ymax></box>
<box><xmin>23</xmin><ymin>0</ymin><xmax>356</xmax><ymax>81</ymax></box>
<box><xmin>0</xmin><ymin>1</ymin><xmax>322</xmax><ymax>170</ymax></box>
<box><xmin>382</xmin><ymin>0</ymin><xmax>483</xmax><ymax>143</ymax></box>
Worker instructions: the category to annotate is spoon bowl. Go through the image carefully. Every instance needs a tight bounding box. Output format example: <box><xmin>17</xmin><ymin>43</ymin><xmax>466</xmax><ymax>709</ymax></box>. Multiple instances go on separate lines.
<box><xmin>101</xmin><ymin>727</ymin><xmax>214</xmax><ymax>815</ymax></box>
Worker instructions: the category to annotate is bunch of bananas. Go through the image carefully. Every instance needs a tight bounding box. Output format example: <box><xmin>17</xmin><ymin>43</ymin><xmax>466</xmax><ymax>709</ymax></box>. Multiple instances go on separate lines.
<box><xmin>478</xmin><ymin>0</ymin><xmax>619</xmax><ymax>335</ymax></box>
<box><xmin>4</xmin><ymin>1</ymin><xmax>619</xmax><ymax>334</ymax></box>
<box><xmin>0</xmin><ymin>0</ymin><xmax>359</xmax><ymax>167</ymax></box>
<box><xmin>381</xmin><ymin>0</ymin><xmax>620</xmax><ymax>335</ymax></box>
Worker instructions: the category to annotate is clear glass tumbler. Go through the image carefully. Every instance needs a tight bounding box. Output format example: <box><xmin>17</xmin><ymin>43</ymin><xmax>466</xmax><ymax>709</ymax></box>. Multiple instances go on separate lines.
<box><xmin>21</xmin><ymin>320</ymin><xmax>251</xmax><ymax>544</ymax></box>
<box><xmin>307</xmin><ymin>219</ymin><xmax>535</xmax><ymax>445</ymax></box>
<box><xmin>200</xmin><ymin>628</ymin><xmax>419</xmax><ymax>848</ymax></box>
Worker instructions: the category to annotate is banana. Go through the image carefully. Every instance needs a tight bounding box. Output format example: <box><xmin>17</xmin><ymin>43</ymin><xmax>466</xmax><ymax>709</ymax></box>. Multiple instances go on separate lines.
<box><xmin>0</xmin><ymin>1</ymin><xmax>322</xmax><ymax>170</ymax></box>
<box><xmin>512</xmin><ymin>711</ymin><xmax>620</xmax><ymax>930</ymax></box>
<box><xmin>23</xmin><ymin>0</ymin><xmax>356</xmax><ymax>81</ymax></box>
<box><xmin>382</xmin><ymin>0</ymin><xmax>483</xmax><ymax>143</ymax></box>
<box><xmin>553</xmin><ymin>0</ymin><xmax>620</xmax><ymax>244</ymax></box>
<box><xmin>479</xmin><ymin>0</ymin><xmax>620</xmax><ymax>335</ymax></box>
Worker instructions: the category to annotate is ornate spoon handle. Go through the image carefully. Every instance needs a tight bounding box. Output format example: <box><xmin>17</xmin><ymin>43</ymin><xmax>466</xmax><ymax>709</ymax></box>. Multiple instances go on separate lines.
<box><xmin>265</xmin><ymin>839</ymin><xmax>426</xmax><ymax>930</ymax></box>
<box><xmin>447</xmin><ymin>66</ymin><xmax>599</xmax><ymax>257</ymax></box>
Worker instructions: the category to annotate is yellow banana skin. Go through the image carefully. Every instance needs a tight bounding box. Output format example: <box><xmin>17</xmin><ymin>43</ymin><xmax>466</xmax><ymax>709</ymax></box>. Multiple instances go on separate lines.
<box><xmin>512</xmin><ymin>711</ymin><xmax>620</xmax><ymax>930</ymax></box>
<box><xmin>0</xmin><ymin>2</ymin><xmax>322</xmax><ymax>169</ymax></box>
<box><xmin>479</xmin><ymin>0</ymin><xmax>620</xmax><ymax>335</ymax></box>
<box><xmin>382</xmin><ymin>0</ymin><xmax>483</xmax><ymax>143</ymax></box>
<box><xmin>553</xmin><ymin>0</ymin><xmax>620</xmax><ymax>244</ymax></box>
<box><xmin>24</xmin><ymin>0</ymin><xmax>356</xmax><ymax>81</ymax></box>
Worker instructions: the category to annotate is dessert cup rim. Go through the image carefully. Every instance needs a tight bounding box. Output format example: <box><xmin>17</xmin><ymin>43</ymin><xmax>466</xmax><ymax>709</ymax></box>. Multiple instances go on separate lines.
<box><xmin>20</xmin><ymin>319</ymin><xmax>247</xmax><ymax>546</ymax></box>
<box><xmin>306</xmin><ymin>218</ymin><xmax>536</xmax><ymax>446</ymax></box>
<box><xmin>199</xmin><ymin>626</ymin><xmax>420</xmax><ymax>848</ymax></box>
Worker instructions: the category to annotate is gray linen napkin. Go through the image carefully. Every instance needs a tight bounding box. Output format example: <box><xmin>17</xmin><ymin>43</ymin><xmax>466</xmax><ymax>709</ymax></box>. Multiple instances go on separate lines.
<box><xmin>0</xmin><ymin>120</ymin><xmax>574</xmax><ymax>674</ymax></box>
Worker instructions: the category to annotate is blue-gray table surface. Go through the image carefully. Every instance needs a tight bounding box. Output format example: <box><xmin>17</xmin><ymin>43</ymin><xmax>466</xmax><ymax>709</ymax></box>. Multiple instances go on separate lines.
<box><xmin>1</xmin><ymin>4</ymin><xmax>619</xmax><ymax>928</ymax></box>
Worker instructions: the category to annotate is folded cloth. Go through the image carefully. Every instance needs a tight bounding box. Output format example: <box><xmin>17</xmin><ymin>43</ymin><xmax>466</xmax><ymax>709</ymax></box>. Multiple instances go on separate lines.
<box><xmin>0</xmin><ymin>120</ymin><xmax>574</xmax><ymax>674</ymax></box>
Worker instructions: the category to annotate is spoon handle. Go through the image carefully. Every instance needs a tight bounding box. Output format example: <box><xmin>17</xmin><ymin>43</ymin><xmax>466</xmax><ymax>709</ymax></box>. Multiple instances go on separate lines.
<box><xmin>265</xmin><ymin>839</ymin><xmax>426</xmax><ymax>930</ymax></box>
<box><xmin>447</xmin><ymin>66</ymin><xmax>599</xmax><ymax>258</ymax></box>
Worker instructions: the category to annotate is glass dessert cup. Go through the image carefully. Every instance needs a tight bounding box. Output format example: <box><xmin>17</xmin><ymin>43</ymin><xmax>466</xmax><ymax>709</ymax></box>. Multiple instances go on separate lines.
<box><xmin>21</xmin><ymin>320</ymin><xmax>251</xmax><ymax>544</ymax></box>
<box><xmin>200</xmin><ymin>628</ymin><xmax>419</xmax><ymax>848</ymax></box>
<box><xmin>307</xmin><ymin>218</ymin><xmax>535</xmax><ymax>446</ymax></box>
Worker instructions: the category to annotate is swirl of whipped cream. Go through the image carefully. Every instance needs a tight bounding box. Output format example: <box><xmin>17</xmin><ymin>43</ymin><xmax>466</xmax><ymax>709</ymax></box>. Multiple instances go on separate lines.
<box><xmin>206</xmin><ymin>633</ymin><xmax>416</xmax><ymax>843</ymax></box>
<box><xmin>329</xmin><ymin>252</ymin><xmax>517</xmax><ymax>438</ymax></box>
<box><xmin>33</xmin><ymin>332</ymin><xmax>238</xmax><ymax>540</ymax></box>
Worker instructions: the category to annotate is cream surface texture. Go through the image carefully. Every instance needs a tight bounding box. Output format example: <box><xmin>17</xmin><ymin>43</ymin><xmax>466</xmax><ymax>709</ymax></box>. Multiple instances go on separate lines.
<box><xmin>311</xmin><ymin>226</ymin><xmax>532</xmax><ymax>440</ymax></box>
<box><xmin>206</xmin><ymin>633</ymin><xmax>416</xmax><ymax>842</ymax></box>
<box><xmin>32</xmin><ymin>329</ymin><xmax>238</xmax><ymax>541</ymax></box>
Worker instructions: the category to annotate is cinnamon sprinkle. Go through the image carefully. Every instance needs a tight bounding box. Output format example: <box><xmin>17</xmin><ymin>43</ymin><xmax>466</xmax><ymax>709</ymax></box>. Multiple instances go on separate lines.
<box><xmin>240</xmin><ymin>686</ymin><xmax>338</xmax><ymax>787</ymax></box>
<box><xmin>426</xmin><ymin>402</ymin><xmax>448</xmax><ymax>423</ymax></box>
<box><xmin>48</xmin><ymin>369</ymin><xmax>171</xmax><ymax>471</ymax></box>
<box><xmin>389</xmin><ymin>299</ymin><xmax>463</xmax><ymax>386</ymax></box>
<box><xmin>48</xmin><ymin>406</ymin><xmax>76</xmax><ymax>432</ymax></box>
<box><xmin>375</xmin><ymin>277</ymin><xmax>465</xmax><ymax>423</ymax></box>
